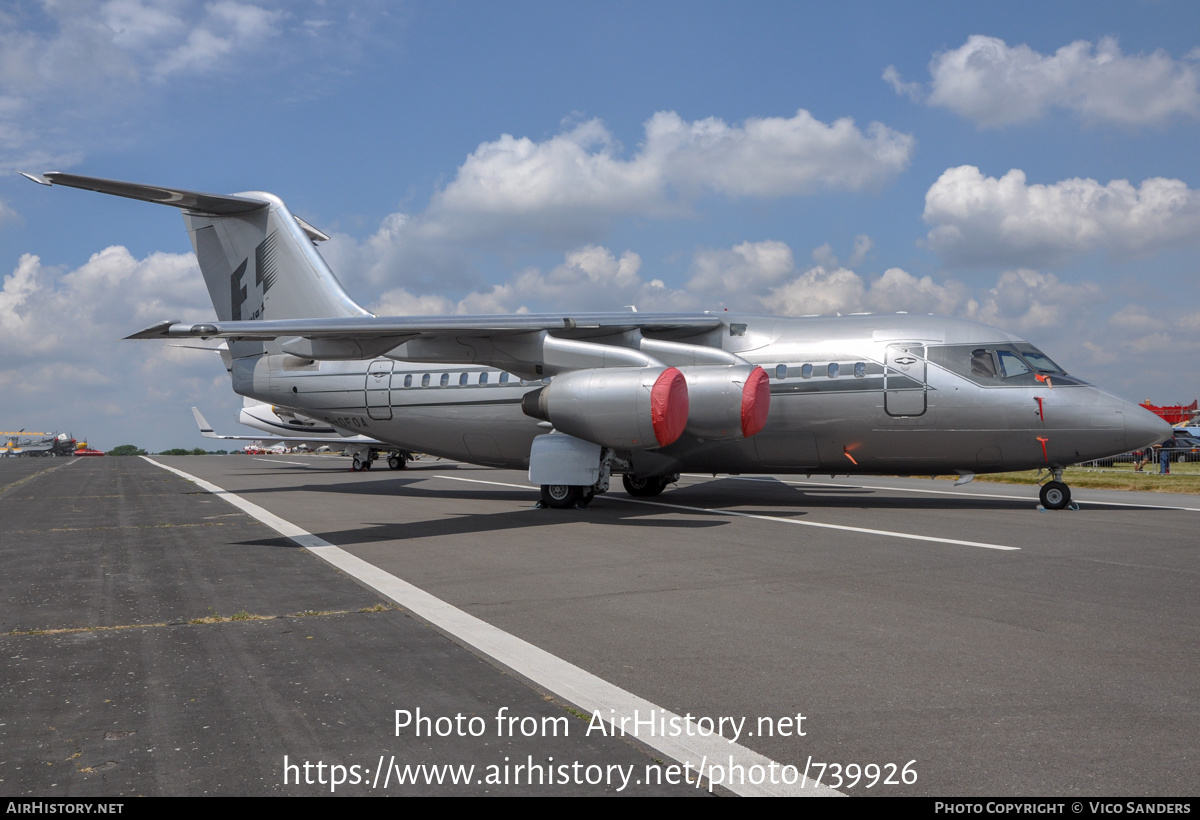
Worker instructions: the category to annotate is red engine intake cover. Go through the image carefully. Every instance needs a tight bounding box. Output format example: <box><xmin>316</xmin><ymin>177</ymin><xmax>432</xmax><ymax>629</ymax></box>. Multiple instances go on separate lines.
<box><xmin>651</xmin><ymin>367</ymin><xmax>689</xmax><ymax>446</ymax></box>
<box><xmin>741</xmin><ymin>366</ymin><xmax>771</xmax><ymax>438</ymax></box>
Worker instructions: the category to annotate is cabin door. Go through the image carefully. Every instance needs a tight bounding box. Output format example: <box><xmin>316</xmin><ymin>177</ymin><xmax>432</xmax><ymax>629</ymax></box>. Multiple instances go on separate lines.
<box><xmin>884</xmin><ymin>343</ymin><xmax>927</xmax><ymax>417</ymax></box>
<box><xmin>365</xmin><ymin>360</ymin><xmax>394</xmax><ymax>420</ymax></box>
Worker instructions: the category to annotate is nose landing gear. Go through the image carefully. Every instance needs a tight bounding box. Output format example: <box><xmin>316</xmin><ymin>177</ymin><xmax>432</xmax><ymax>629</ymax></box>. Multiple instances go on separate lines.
<box><xmin>1039</xmin><ymin>467</ymin><xmax>1075</xmax><ymax>510</ymax></box>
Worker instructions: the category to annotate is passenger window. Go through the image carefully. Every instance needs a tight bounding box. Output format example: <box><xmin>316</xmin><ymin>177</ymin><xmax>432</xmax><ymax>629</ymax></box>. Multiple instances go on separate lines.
<box><xmin>421</xmin><ymin>373</ymin><xmax>430</xmax><ymax>388</ymax></box>
<box><xmin>729</xmin><ymin>323</ymin><xmax>747</xmax><ymax>337</ymax></box>
<box><xmin>439</xmin><ymin>373</ymin><xmax>450</xmax><ymax>387</ymax></box>
<box><xmin>854</xmin><ymin>362</ymin><xmax>866</xmax><ymax>378</ymax></box>
<box><xmin>459</xmin><ymin>372</ymin><xmax>468</xmax><ymax>386</ymax></box>
<box><xmin>403</xmin><ymin>374</ymin><xmax>412</xmax><ymax>388</ymax></box>
<box><xmin>801</xmin><ymin>364</ymin><xmax>813</xmax><ymax>379</ymax></box>
<box><xmin>479</xmin><ymin>372</ymin><xmax>489</xmax><ymax>385</ymax></box>
<box><xmin>499</xmin><ymin>372</ymin><xmax>509</xmax><ymax>385</ymax></box>
<box><xmin>971</xmin><ymin>349</ymin><xmax>997</xmax><ymax>379</ymax></box>
<box><xmin>828</xmin><ymin>362</ymin><xmax>839</xmax><ymax>378</ymax></box>
<box><xmin>776</xmin><ymin>364</ymin><xmax>788</xmax><ymax>380</ymax></box>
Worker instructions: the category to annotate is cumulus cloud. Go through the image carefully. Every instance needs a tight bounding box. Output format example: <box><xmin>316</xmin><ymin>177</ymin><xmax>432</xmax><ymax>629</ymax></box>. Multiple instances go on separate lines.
<box><xmin>0</xmin><ymin>1</ymin><xmax>373</xmax><ymax>171</ymax></box>
<box><xmin>923</xmin><ymin>166</ymin><xmax>1200</xmax><ymax>267</ymax></box>
<box><xmin>687</xmin><ymin>240</ymin><xmax>796</xmax><ymax>294</ymax></box>
<box><xmin>371</xmin><ymin>245</ymin><xmax>690</xmax><ymax>316</ymax></box>
<box><xmin>0</xmin><ymin>247</ymin><xmax>211</xmax><ymax>364</ymax></box>
<box><xmin>153</xmin><ymin>1</ymin><xmax>284</xmax><ymax>78</ymax></box>
<box><xmin>0</xmin><ymin>1</ymin><xmax>283</xmax><ymax>94</ymax></box>
<box><xmin>346</xmin><ymin>111</ymin><xmax>912</xmax><ymax>288</ymax></box>
<box><xmin>420</xmin><ymin>110</ymin><xmax>913</xmax><ymax>241</ymax></box>
<box><xmin>0</xmin><ymin>246</ymin><xmax>239</xmax><ymax>448</ymax></box>
<box><xmin>886</xmin><ymin>35</ymin><xmax>1200</xmax><ymax>127</ymax></box>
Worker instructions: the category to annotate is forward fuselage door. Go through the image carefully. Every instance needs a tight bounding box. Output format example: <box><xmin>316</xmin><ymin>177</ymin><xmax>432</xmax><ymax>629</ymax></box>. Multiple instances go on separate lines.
<box><xmin>365</xmin><ymin>360</ymin><xmax>394</xmax><ymax>420</ymax></box>
<box><xmin>884</xmin><ymin>343</ymin><xmax>927</xmax><ymax>417</ymax></box>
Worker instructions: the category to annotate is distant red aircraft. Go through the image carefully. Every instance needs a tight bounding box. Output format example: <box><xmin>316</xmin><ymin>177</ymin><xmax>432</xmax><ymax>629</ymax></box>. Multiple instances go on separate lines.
<box><xmin>1140</xmin><ymin>400</ymin><xmax>1198</xmax><ymax>426</ymax></box>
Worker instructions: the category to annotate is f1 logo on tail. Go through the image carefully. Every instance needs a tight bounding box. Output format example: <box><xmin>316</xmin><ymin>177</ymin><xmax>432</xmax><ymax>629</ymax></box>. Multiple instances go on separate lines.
<box><xmin>230</xmin><ymin>231</ymin><xmax>281</xmax><ymax>321</ymax></box>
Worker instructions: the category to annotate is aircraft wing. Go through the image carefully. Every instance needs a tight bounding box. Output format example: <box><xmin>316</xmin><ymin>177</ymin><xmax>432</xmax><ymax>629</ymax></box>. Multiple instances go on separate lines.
<box><xmin>133</xmin><ymin>312</ymin><xmax>729</xmax><ymax>371</ymax></box>
<box><xmin>130</xmin><ymin>313</ymin><xmax>722</xmax><ymax>340</ymax></box>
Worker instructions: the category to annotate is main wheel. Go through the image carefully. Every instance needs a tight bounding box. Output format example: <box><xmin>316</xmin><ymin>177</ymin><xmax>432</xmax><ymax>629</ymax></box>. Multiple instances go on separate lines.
<box><xmin>351</xmin><ymin>455</ymin><xmax>366</xmax><ymax>471</ymax></box>
<box><xmin>541</xmin><ymin>484</ymin><xmax>583</xmax><ymax>509</ymax></box>
<box><xmin>388</xmin><ymin>454</ymin><xmax>407</xmax><ymax>470</ymax></box>
<box><xmin>622</xmin><ymin>473</ymin><xmax>666</xmax><ymax>497</ymax></box>
<box><xmin>1039</xmin><ymin>480</ymin><xmax>1071</xmax><ymax>510</ymax></box>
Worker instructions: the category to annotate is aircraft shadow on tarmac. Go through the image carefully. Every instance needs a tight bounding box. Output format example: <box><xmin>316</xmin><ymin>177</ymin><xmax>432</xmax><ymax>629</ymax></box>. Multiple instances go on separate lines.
<box><xmin>221</xmin><ymin>472</ymin><xmax>1091</xmax><ymax>553</ymax></box>
<box><xmin>233</xmin><ymin>470</ymin><xmax>1050</xmax><ymax>513</ymax></box>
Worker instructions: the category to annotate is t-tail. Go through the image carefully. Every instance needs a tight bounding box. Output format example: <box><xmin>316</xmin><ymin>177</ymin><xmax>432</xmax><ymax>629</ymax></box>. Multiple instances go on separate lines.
<box><xmin>19</xmin><ymin>171</ymin><xmax>370</xmax><ymax>322</ymax></box>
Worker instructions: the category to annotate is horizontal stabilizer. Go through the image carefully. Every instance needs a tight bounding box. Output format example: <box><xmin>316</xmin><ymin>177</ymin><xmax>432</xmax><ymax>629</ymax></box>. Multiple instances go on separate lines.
<box><xmin>22</xmin><ymin>171</ymin><xmax>269</xmax><ymax>215</ymax></box>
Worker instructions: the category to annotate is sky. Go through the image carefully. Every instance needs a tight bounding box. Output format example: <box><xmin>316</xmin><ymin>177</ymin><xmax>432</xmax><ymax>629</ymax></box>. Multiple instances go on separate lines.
<box><xmin>2</xmin><ymin>0</ymin><xmax>1199</xmax><ymax>450</ymax></box>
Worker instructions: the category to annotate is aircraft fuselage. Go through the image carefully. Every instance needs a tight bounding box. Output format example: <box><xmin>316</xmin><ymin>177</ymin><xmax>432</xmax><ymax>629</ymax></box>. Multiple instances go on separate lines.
<box><xmin>228</xmin><ymin>312</ymin><xmax>1165</xmax><ymax>478</ymax></box>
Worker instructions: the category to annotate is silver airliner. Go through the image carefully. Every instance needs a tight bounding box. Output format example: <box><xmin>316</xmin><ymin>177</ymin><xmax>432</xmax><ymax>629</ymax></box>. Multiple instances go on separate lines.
<box><xmin>25</xmin><ymin>172</ymin><xmax>1170</xmax><ymax>509</ymax></box>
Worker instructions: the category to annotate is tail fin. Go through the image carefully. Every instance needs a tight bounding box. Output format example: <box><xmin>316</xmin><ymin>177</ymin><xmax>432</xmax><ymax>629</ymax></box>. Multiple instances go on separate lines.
<box><xmin>26</xmin><ymin>172</ymin><xmax>370</xmax><ymax>321</ymax></box>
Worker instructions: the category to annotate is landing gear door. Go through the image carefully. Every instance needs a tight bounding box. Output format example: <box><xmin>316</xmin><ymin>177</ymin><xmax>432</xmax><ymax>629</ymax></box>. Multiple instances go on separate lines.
<box><xmin>885</xmin><ymin>343</ymin><xmax>927</xmax><ymax>417</ymax></box>
<box><xmin>365</xmin><ymin>360</ymin><xmax>393</xmax><ymax>420</ymax></box>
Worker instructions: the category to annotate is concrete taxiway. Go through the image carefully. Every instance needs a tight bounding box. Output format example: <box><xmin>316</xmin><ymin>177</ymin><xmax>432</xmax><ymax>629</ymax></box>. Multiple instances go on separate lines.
<box><xmin>0</xmin><ymin>457</ymin><xmax>700</xmax><ymax>796</ymax></box>
<box><xmin>3</xmin><ymin>454</ymin><xmax>1197</xmax><ymax>796</ymax></box>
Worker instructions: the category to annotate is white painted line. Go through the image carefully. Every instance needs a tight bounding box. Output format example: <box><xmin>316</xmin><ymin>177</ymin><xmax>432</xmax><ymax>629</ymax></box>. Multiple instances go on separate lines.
<box><xmin>251</xmin><ymin>458</ymin><xmax>310</xmax><ymax>466</ymax></box>
<box><xmin>436</xmin><ymin>475</ymin><xmax>1019</xmax><ymax>552</ymax></box>
<box><xmin>710</xmin><ymin>475</ymin><xmax>1200</xmax><ymax>512</ymax></box>
<box><xmin>142</xmin><ymin>456</ymin><xmax>840</xmax><ymax>797</ymax></box>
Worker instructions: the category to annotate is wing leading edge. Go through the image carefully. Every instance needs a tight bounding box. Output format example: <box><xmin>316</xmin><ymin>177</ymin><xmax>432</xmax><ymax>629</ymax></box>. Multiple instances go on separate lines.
<box><xmin>127</xmin><ymin>313</ymin><xmax>723</xmax><ymax>341</ymax></box>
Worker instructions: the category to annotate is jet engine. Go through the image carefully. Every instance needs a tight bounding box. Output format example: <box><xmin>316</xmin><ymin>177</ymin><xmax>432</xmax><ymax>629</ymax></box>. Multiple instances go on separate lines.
<box><xmin>678</xmin><ymin>364</ymin><xmax>770</xmax><ymax>441</ymax></box>
<box><xmin>521</xmin><ymin>366</ymin><xmax>688</xmax><ymax>449</ymax></box>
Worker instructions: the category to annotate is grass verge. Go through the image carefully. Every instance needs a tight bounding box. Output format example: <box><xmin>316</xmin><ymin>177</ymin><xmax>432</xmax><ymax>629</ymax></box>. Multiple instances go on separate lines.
<box><xmin>970</xmin><ymin>461</ymin><xmax>1200</xmax><ymax>495</ymax></box>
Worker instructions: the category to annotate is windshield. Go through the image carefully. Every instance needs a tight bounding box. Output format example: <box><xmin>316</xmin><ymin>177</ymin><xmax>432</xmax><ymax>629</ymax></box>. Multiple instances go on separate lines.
<box><xmin>1015</xmin><ymin>345</ymin><xmax>1065</xmax><ymax>374</ymax></box>
<box><xmin>930</xmin><ymin>343</ymin><xmax>1071</xmax><ymax>385</ymax></box>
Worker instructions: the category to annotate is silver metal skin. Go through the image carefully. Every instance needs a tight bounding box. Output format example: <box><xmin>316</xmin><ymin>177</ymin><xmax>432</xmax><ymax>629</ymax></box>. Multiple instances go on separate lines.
<box><xmin>219</xmin><ymin>313</ymin><xmax>1168</xmax><ymax>479</ymax></box>
<box><xmin>28</xmin><ymin>172</ymin><xmax>1172</xmax><ymax>505</ymax></box>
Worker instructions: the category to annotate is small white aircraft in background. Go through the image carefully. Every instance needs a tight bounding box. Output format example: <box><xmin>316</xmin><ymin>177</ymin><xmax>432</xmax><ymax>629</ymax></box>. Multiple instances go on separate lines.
<box><xmin>192</xmin><ymin>406</ymin><xmax>412</xmax><ymax>470</ymax></box>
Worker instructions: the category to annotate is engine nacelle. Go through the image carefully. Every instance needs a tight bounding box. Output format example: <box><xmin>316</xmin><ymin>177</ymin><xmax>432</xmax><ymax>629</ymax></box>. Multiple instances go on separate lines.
<box><xmin>522</xmin><ymin>366</ymin><xmax>688</xmax><ymax>449</ymax></box>
<box><xmin>677</xmin><ymin>365</ymin><xmax>770</xmax><ymax>440</ymax></box>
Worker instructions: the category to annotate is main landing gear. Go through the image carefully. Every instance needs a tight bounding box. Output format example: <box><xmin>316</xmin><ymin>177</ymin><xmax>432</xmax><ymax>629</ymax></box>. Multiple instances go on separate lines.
<box><xmin>352</xmin><ymin>449</ymin><xmax>411</xmax><ymax>472</ymax></box>
<box><xmin>539</xmin><ymin>484</ymin><xmax>595</xmax><ymax>509</ymax></box>
<box><xmin>1038</xmin><ymin>467</ymin><xmax>1073</xmax><ymax>511</ymax></box>
<box><xmin>622</xmin><ymin>473</ymin><xmax>672</xmax><ymax>498</ymax></box>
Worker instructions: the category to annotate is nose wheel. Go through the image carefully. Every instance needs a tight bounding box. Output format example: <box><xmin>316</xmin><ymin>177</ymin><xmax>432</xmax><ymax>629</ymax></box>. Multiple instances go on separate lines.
<box><xmin>1039</xmin><ymin>480</ymin><xmax>1071</xmax><ymax>510</ymax></box>
<box><xmin>1038</xmin><ymin>465</ymin><xmax>1074</xmax><ymax>510</ymax></box>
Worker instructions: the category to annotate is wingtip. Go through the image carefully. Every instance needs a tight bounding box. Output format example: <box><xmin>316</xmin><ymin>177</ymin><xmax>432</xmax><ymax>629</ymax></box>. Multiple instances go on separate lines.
<box><xmin>124</xmin><ymin>319</ymin><xmax>182</xmax><ymax>340</ymax></box>
<box><xmin>191</xmin><ymin>407</ymin><xmax>216</xmax><ymax>437</ymax></box>
<box><xmin>18</xmin><ymin>171</ymin><xmax>51</xmax><ymax>186</ymax></box>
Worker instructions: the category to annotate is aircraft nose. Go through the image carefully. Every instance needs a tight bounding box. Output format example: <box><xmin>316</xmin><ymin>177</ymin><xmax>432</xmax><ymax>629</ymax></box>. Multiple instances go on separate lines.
<box><xmin>1125</xmin><ymin>403</ymin><xmax>1172</xmax><ymax>450</ymax></box>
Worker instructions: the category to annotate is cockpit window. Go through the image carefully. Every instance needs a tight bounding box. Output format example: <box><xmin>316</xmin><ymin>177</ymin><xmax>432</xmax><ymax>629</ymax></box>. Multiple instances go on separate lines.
<box><xmin>996</xmin><ymin>350</ymin><xmax>1031</xmax><ymax>378</ymax></box>
<box><xmin>928</xmin><ymin>343</ymin><xmax>1072</xmax><ymax>385</ymax></box>
<box><xmin>1017</xmin><ymin>346</ymin><xmax>1065</xmax><ymax>374</ymax></box>
<box><xmin>970</xmin><ymin>349</ymin><xmax>997</xmax><ymax>379</ymax></box>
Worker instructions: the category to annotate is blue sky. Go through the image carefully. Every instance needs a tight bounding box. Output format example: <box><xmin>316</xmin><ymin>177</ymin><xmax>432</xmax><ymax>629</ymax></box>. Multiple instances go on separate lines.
<box><xmin>2</xmin><ymin>0</ymin><xmax>1199</xmax><ymax>449</ymax></box>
